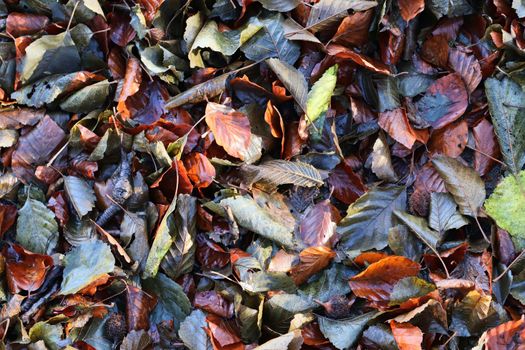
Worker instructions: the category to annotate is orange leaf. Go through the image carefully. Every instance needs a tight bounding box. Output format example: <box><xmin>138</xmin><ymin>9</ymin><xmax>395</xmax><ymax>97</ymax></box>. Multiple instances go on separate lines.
<box><xmin>398</xmin><ymin>0</ymin><xmax>424</xmax><ymax>22</ymax></box>
<box><xmin>378</xmin><ymin>108</ymin><xmax>428</xmax><ymax>149</ymax></box>
<box><xmin>183</xmin><ymin>152</ymin><xmax>216</xmax><ymax>189</ymax></box>
<box><xmin>428</xmin><ymin>120</ymin><xmax>468</xmax><ymax>158</ymax></box>
<box><xmin>486</xmin><ymin>318</ymin><xmax>525</xmax><ymax>350</ymax></box>
<box><xmin>349</xmin><ymin>256</ymin><xmax>420</xmax><ymax>303</ymax></box>
<box><xmin>204</xmin><ymin>102</ymin><xmax>251</xmax><ymax>160</ymax></box>
<box><xmin>117</xmin><ymin>57</ymin><xmax>142</xmax><ymax>119</ymax></box>
<box><xmin>290</xmin><ymin>246</ymin><xmax>336</xmax><ymax>285</ymax></box>
<box><xmin>326</xmin><ymin>45</ymin><xmax>391</xmax><ymax>75</ymax></box>
<box><xmin>4</xmin><ymin>243</ymin><xmax>53</xmax><ymax>293</ymax></box>
<box><xmin>390</xmin><ymin>321</ymin><xmax>423</xmax><ymax>350</ymax></box>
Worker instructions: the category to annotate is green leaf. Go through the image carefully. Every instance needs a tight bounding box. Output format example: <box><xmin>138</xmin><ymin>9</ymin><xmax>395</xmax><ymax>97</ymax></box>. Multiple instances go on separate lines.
<box><xmin>429</xmin><ymin>192</ymin><xmax>468</xmax><ymax>233</ymax></box>
<box><xmin>219</xmin><ymin>195</ymin><xmax>295</xmax><ymax>248</ymax></box>
<box><xmin>29</xmin><ymin>322</ymin><xmax>63</xmax><ymax>350</ymax></box>
<box><xmin>241</xmin><ymin>13</ymin><xmax>300</xmax><ymax>65</ymax></box>
<box><xmin>88</xmin><ymin>128</ymin><xmax>120</xmax><ymax>161</ymax></box>
<box><xmin>485</xmin><ymin>171</ymin><xmax>525</xmax><ymax>245</ymax></box>
<box><xmin>64</xmin><ymin>176</ymin><xmax>96</xmax><ymax>217</ymax></box>
<box><xmin>244</xmin><ymin>160</ymin><xmax>323</xmax><ymax>188</ymax></box>
<box><xmin>389</xmin><ymin>277</ymin><xmax>436</xmax><ymax>306</ymax></box>
<box><xmin>485</xmin><ymin>77</ymin><xmax>525</xmax><ymax>174</ymax></box>
<box><xmin>190</xmin><ymin>19</ymin><xmax>262</xmax><ymax>67</ymax></box>
<box><xmin>240</xmin><ymin>271</ymin><xmax>297</xmax><ymax>293</ymax></box>
<box><xmin>431</xmin><ymin>156</ymin><xmax>485</xmax><ymax>217</ymax></box>
<box><xmin>179</xmin><ymin>310</ymin><xmax>213</xmax><ymax>350</ymax></box>
<box><xmin>510</xmin><ymin>270</ymin><xmax>525</xmax><ymax>304</ymax></box>
<box><xmin>143</xmin><ymin>194</ymin><xmax>179</xmax><ymax>278</ymax></box>
<box><xmin>388</xmin><ymin>225</ymin><xmax>423</xmax><ymax>261</ymax></box>
<box><xmin>16</xmin><ymin>198</ymin><xmax>58</xmax><ymax>254</ymax></box>
<box><xmin>59</xmin><ymin>80</ymin><xmax>109</xmax><ymax>113</ymax></box>
<box><xmin>318</xmin><ymin>312</ymin><xmax>377</xmax><ymax>350</ymax></box>
<box><xmin>305</xmin><ymin>0</ymin><xmax>378</xmax><ymax>32</ymax></box>
<box><xmin>60</xmin><ymin>240</ymin><xmax>115</xmax><ymax>295</ymax></box>
<box><xmin>427</xmin><ymin>0</ymin><xmax>474</xmax><ymax>18</ymax></box>
<box><xmin>236</xmin><ymin>296</ymin><xmax>264</xmax><ymax>343</ymax></box>
<box><xmin>394</xmin><ymin>210</ymin><xmax>441</xmax><ymax>249</ymax></box>
<box><xmin>266</xmin><ymin>58</ymin><xmax>308</xmax><ymax>111</ymax></box>
<box><xmin>306</xmin><ymin>65</ymin><xmax>338</xmax><ymax>124</ymax></box>
<box><xmin>19</xmin><ymin>32</ymin><xmax>80</xmax><ymax>84</ymax></box>
<box><xmin>143</xmin><ymin>272</ymin><xmax>192</xmax><ymax>330</ymax></box>
<box><xmin>299</xmin><ymin>264</ymin><xmax>353</xmax><ymax>302</ymax></box>
<box><xmin>183</xmin><ymin>12</ymin><xmax>205</xmax><ymax>52</ymax></box>
<box><xmin>450</xmin><ymin>291</ymin><xmax>508</xmax><ymax>337</ymax></box>
<box><xmin>160</xmin><ymin>194</ymin><xmax>197</xmax><ymax>279</ymax></box>
<box><xmin>12</xmin><ymin>72</ymin><xmax>96</xmax><ymax>108</ymax></box>
<box><xmin>337</xmin><ymin>185</ymin><xmax>406</xmax><ymax>258</ymax></box>
<box><xmin>256</xmin><ymin>0</ymin><xmax>301</xmax><ymax>11</ymax></box>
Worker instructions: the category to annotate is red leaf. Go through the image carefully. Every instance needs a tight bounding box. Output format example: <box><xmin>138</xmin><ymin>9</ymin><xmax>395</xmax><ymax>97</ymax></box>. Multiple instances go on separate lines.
<box><xmin>204</xmin><ymin>102</ymin><xmax>251</xmax><ymax>160</ymax></box>
<box><xmin>428</xmin><ymin>120</ymin><xmax>468</xmax><ymax>158</ymax></box>
<box><xmin>390</xmin><ymin>321</ymin><xmax>423</xmax><ymax>350</ymax></box>
<box><xmin>327</xmin><ymin>159</ymin><xmax>366</xmax><ymax>205</ymax></box>
<box><xmin>473</xmin><ymin>118</ymin><xmax>500</xmax><ymax>176</ymax></box>
<box><xmin>421</xmin><ymin>35</ymin><xmax>449</xmax><ymax>67</ymax></box>
<box><xmin>109</xmin><ymin>12</ymin><xmax>136</xmax><ymax>47</ymax></box>
<box><xmin>194</xmin><ymin>291</ymin><xmax>234</xmax><ymax>318</ymax></box>
<box><xmin>331</xmin><ymin>10</ymin><xmax>374</xmax><ymax>47</ymax></box>
<box><xmin>486</xmin><ymin>318</ymin><xmax>525</xmax><ymax>350</ymax></box>
<box><xmin>416</xmin><ymin>73</ymin><xmax>468</xmax><ymax>129</ymax></box>
<box><xmin>299</xmin><ymin>200</ymin><xmax>340</xmax><ymax>248</ymax></box>
<box><xmin>205</xmin><ymin>314</ymin><xmax>243</xmax><ymax>349</ymax></box>
<box><xmin>183</xmin><ymin>152</ymin><xmax>216</xmax><ymax>189</ymax></box>
<box><xmin>6</xmin><ymin>12</ymin><xmax>49</xmax><ymax>37</ymax></box>
<box><xmin>47</xmin><ymin>191</ymin><xmax>69</xmax><ymax>227</ymax></box>
<box><xmin>137</xmin><ymin>0</ymin><xmax>163</xmax><ymax>24</ymax></box>
<box><xmin>4</xmin><ymin>243</ymin><xmax>53</xmax><ymax>293</ymax></box>
<box><xmin>448</xmin><ymin>48</ymin><xmax>482</xmax><ymax>94</ymax></box>
<box><xmin>290</xmin><ymin>246</ymin><xmax>336</xmax><ymax>285</ymax></box>
<box><xmin>398</xmin><ymin>0</ymin><xmax>424</xmax><ymax>22</ymax></box>
<box><xmin>0</xmin><ymin>204</ymin><xmax>16</xmax><ymax>238</ymax></box>
<box><xmin>117</xmin><ymin>57</ymin><xmax>142</xmax><ymax>119</ymax></box>
<box><xmin>12</xmin><ymin>115</ymin><xmax>66</xmax><ymax>184</ymax></box>
<box><xmin>378</xmin><ymin>108</ymin><xmax>429</xmax><ymax>149</ymax></box>
<box><xmin>349</xmin><ymin>256</ymin><xmax>420</xmax><ymax>303</ymax></box>
<box><xmin>150</xmin><ymin>160</ymin><xmax>193</xmax><ymax>201</ymax></box>
<box><xmin>126</xmin><ymin>285</ymin><xmax>157</xmax><ymax>331</ymax></box>
<box><xmin>326</xmin><ymin>45</ymin><xmax>391</xmax><ymax>75</ymax></box>
<box><xmin>196</xmin><ymin>236</ymin><xmax>230</xmax><ymax>270</ymax></box>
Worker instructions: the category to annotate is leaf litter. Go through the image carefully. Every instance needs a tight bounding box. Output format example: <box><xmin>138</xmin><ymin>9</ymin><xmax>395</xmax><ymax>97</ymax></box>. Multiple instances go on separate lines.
<box><xmin>0</xmin><ymin>0</ymin><xmax>524</xmax><ymax>349</ymax></box>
